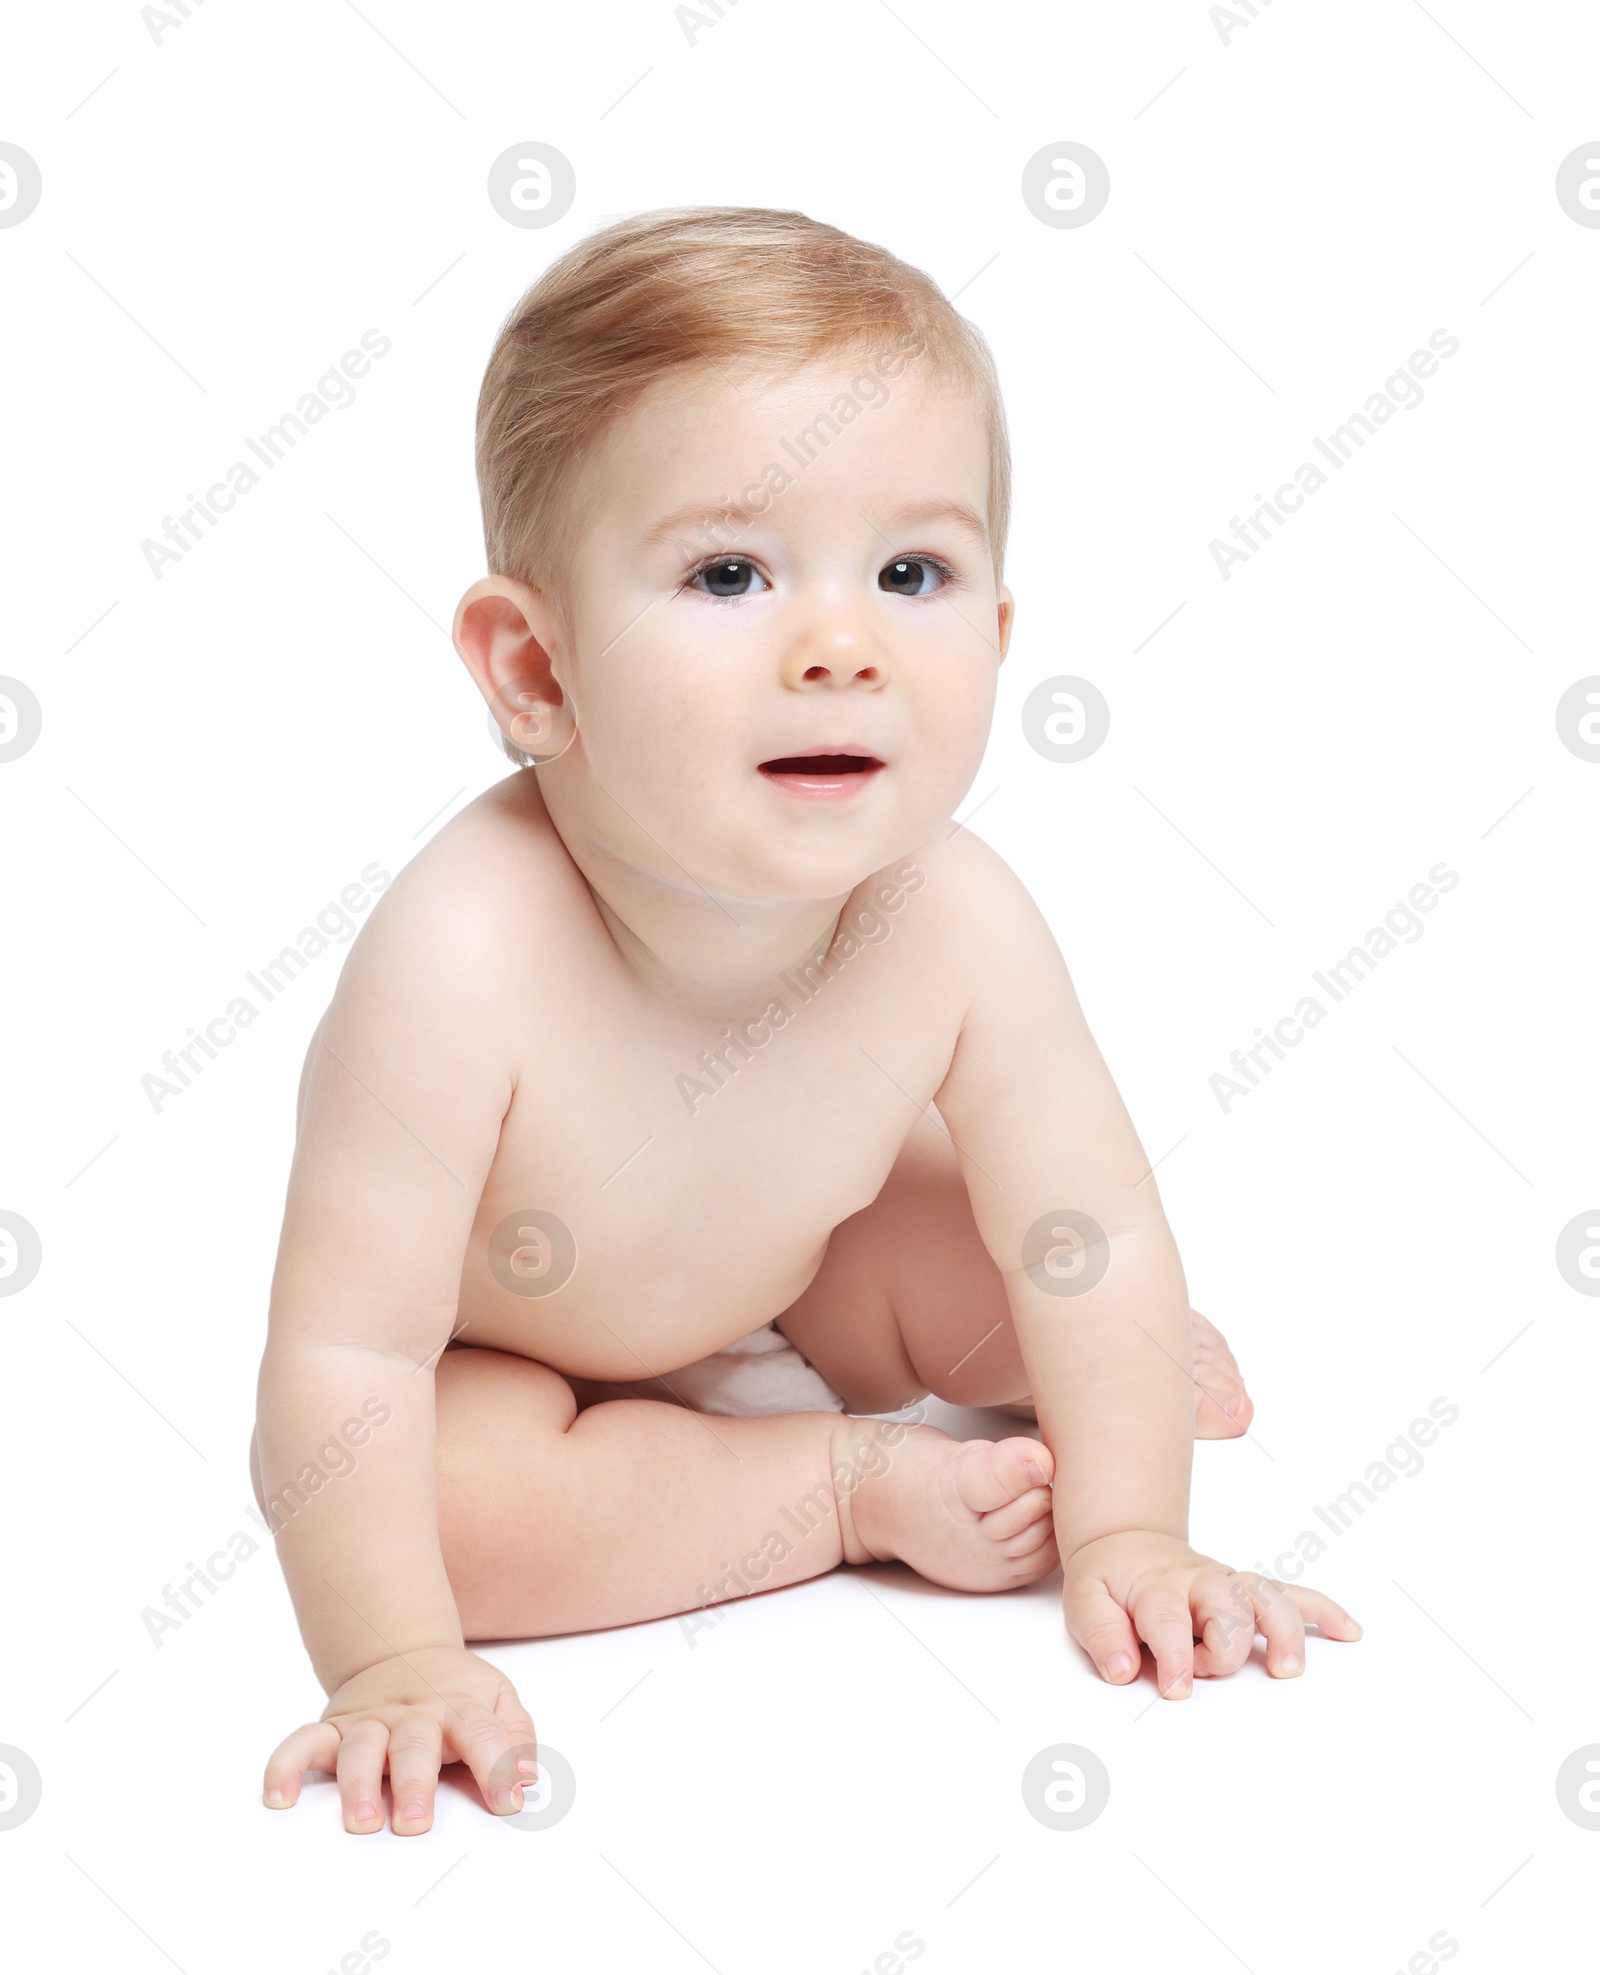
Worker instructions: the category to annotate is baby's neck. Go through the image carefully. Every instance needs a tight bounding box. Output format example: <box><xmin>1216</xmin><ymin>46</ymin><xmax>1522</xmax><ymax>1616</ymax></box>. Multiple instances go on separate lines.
<box><xmin>529</xmin><ymin>770</ymin><xmax>855</xmax><ymax>1017</ymax></box>
<box><xmin>588</xmin><ymin>884</ymin><xmax>850</xmax><ymax>1019</ymax></box>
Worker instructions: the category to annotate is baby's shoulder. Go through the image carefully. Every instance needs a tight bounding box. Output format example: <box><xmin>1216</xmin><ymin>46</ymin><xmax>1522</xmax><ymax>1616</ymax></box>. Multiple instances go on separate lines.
<box><xmin>887</xmin><ymin>825</ymin><xmax>1062</xmax><ymax>1010</ymax></box>
<box><xmin>899</xmin><ymin>823</ymin><xmax>1041</xmax><ymax>941</ymax></box>
<box><xmin>335</xmin><ymin>772</ymin><xmax>580</xmax><ymax>1008</ymax></box>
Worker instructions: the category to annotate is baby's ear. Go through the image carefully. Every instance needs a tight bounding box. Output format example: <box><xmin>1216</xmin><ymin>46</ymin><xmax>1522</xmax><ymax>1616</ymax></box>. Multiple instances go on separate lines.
<box><xmin>452</xmin><ymin>576</ymin><xmax>553</xmax><ymax>686</ymax></box>
<box><xmin>996</xmin><ymin>583</ymin><xmax>1015</xmax><ymax>664</ymax></box>
<box><xmin>453</xmin><ymin>578</ymin><xmax>574</xmax><ymax>765</ymax></box>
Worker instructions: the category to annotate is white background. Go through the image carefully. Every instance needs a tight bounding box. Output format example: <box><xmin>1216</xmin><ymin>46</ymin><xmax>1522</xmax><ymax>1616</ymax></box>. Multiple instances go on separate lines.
<box><xmin>3</xmin><ymin>0</ymin><xmax>1598</xmax><ymax>1968</ymax></box>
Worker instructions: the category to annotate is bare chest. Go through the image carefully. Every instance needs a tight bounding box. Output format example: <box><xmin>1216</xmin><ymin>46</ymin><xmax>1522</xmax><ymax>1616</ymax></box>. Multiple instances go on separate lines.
<box><xmin>456</xmin><ymin>906</ymin><xmax>957</xmax><ymax>1378</ymax></box>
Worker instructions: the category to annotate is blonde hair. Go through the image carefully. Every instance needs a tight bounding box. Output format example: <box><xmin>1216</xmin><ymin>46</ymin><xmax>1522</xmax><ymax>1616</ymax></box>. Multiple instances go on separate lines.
<box><xmin>474</xmin><ymin>204</ymin><xmax>1011</xmax><ymax>684</ymax></box>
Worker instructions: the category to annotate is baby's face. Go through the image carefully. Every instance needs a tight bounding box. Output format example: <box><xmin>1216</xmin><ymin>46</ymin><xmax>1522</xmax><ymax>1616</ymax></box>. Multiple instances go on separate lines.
<box><xmin>548</xmin><ymin>355</ymin><xmax>1012</xmax><ymax>903</ymax></box>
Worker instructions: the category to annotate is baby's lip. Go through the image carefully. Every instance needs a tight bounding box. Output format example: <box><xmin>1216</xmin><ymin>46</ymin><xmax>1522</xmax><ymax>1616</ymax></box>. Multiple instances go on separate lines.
<box><xmin>756</xmin><ymin>752</ymin><xmax>886</xmax><ymax>805</ymax></box>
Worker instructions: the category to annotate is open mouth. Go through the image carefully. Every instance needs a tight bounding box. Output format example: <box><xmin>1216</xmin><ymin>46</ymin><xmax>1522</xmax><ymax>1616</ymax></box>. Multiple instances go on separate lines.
<box><xmin>757</xmin><ymin>752</ymin><xmax>885</xmax><ymax>803</ymax></box>
<box><xmin>759</xmin><ymin>753</ymin><xmax>882</xmax><ymax>777</ymax></box>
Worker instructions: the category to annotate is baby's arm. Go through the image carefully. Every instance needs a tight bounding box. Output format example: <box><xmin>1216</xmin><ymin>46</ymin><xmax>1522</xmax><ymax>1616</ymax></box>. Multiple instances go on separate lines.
<box><xmin>255</xmin><ymin>871</ymin><xmax>535</xmax><ymax>1830</ymax></box>
<box><xmin>933</xmin><ymin>838</ymin><xmax>1360</xmax><ymax>1694</ymax></box>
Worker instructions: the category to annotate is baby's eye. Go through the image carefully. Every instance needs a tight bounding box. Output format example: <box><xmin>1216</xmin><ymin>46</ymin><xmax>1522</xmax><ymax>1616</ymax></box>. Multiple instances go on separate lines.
<box><xmin>690</xmin><ymin>557</ymin><xmax>769</xmax><ymax>599</ymax></box>
<box><xmin>878</xmin><ymin>555</ymin><xmax>951</xmax><ymax>598</ymax></box>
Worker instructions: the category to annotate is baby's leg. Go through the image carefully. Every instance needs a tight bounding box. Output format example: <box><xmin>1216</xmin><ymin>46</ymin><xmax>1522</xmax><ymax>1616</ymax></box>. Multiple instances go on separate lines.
<box><xmin>433</xmin><ymin>1345</ymin><xmax>1056</xmax><ymax>1640</ymax></box>
<box><xmin>776</xmin><ymin>1111</ymin><xmax>1253</xmax><ymax>1436</ymax></box>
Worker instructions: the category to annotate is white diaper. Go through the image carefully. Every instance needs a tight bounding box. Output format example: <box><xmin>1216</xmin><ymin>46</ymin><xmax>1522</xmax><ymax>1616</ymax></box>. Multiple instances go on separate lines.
<box><xmin>594</xmin><ymin>1321</ymin><xmax>846</xmax><ymax>1418</ymax></box>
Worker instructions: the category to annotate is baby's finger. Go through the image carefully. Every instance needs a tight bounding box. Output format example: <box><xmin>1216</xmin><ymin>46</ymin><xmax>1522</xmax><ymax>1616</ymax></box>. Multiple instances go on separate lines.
<box><xmin>1129</xmin><ymin>1586</ymin><xmax>1197</xmax><ymax>1700</ymax></box>
<box><xmin>1192</xmin><ymin>1573</ymin><xmax>1261</xmax><ymax>1678</ymax></box>
<box><xmin>264</xmin><ymin>1721</ymin><xmax>340</xmax><ymax>1809</ymax></box>
<box><xmin>1065</xmin><ymin>1581</ymin><xmax>1143</xmax><ymax>1685</ymax></box>
<box><xmin>494</xmin><ymin>1688</ymin><xmax>540</xmax><ymax>1789</ymax></box>
<box><xmin>1246</xmin><ymin>1577</ymin><xmax>1306</xmax><ymax>1678</ymax></box>
<box><xmin>1283</xmin><ymin>1583</ymin><xmax>1364</xmax><ymax>1640</ymax></box>
<box><xmin>335</xmin><ymin>1718</ymin><xmax>391</xmax><ymax>1834</ymax></box>
<box><xmin>387</xmin><ymin>1710</ymin><xmax>444</xmax><ymax>1835</ymax></box>
<box><xmin>448</xmin><ymin>1708</ymin><xmax>524</xmax><ymax>1816</ymax></box>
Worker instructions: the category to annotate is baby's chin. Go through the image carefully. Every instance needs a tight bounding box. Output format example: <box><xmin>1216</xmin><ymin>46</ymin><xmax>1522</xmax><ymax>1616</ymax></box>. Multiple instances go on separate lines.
<box><xmin>721</xmin><ymin>783</ymin><xmax>966</xmax><ymax>903</ymax></box>
<box><xmin>712</xmin><ymin>832</ymin><xmax>927</xmax><ymax>909</ymax></box>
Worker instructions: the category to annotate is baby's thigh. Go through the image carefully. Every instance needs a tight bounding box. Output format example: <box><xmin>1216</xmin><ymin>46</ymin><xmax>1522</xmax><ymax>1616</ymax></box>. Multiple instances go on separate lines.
<box><xmin>775</xmin><ymin>1112</ymin><xmax>1028</xmax><ymax>1412</ymax></box>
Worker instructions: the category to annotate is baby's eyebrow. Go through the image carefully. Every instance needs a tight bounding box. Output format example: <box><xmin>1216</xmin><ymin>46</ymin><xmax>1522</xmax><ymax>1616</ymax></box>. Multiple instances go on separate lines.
<box><xmin>642</xmin><ymin>494</ymin><xmax>991</xmax><ymax>554</ymax></box>
<box><xmin>642</xmin><ymin>498</ymin><xmax>766</xmax><ymax>552</ymax></box>
<box><xmin>879</xmin><ymin>498</ymin><xmax>990</xmax><ymax>546</ymax></box>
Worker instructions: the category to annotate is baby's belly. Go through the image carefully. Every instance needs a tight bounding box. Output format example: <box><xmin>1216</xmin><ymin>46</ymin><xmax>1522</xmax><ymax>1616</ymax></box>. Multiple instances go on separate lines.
<box><xmin>454</xmin><ymin>1058</ymin><xmax>917</xmax><ymax>1380</ymax></box>
<box><xmin>452</xmin><ymin>1227</ymin><xmax>835</xmax><ymax>1382</ymax></box>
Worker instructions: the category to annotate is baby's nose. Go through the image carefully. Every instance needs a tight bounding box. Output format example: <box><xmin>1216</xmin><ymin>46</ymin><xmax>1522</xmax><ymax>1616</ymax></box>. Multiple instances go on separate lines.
<box><xmin>800</xmin><ymin>655</ymin><xmax>881</xmax><ymax>685</ymax></box>
<box><xmin>783</xmin><ymin>620</ymin><xmax>887</xmax><ymax>688</ymax></box>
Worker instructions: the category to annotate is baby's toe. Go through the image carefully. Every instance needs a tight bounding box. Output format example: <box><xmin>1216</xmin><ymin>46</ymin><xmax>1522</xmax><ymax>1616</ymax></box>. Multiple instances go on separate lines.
<box><xmin>950</xmin><ymin>1435</ymin><xmax>1054</xmax><ymax>1516</ymax></box>
<box><xmin>979</xmin><ymin>1486</ymin><xmax>1055</xmax><ymax>1541</ymax></box>
<box><xmin>886</xmin><ymin>1431</ymin><xmax>1059</xmax><ymax>1593</ymax></box>
<box><xmin>998</xmin><ymin>1518</ymin><xmax>1058</xmax><ymax>1563</ymax></box>
<box><xmin>1194</xmin><ymin>1377</ymin><xmax>1252</xmax><ymax>1438</ymax></box>
<box><xmin>1190</xmin><ymin>1308</ymin><xmax>1252</xmax><ymax>1439</ymax></box>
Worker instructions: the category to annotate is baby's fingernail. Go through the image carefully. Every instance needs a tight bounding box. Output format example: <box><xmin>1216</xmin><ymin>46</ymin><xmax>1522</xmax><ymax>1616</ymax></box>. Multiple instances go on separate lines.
<box><xmin>1105</xmin><ymin>1653</ymin><xmax>1134</xmax><ymax>1679</ymax></box>
<box><xmin>352</xmin><ymin>1800</ymin><xmax>378</xmax><ymax>1825</ymax></box>
<box><xmin>495</xmin><ymin>1787</ymin><xmax>521</xmax><ymax>1812</ymax></box>
<box><xmin>1223</xmin><ymin>1393</ymin><xmax>1247</xmax><ymax>1418</ymax></box>
<box><xmin>1280</xmin><ymin>1654</ymin><xmax>1302</xmax><ymax>1675</ymax></box>
<box><xmin>1164</xmin><ymin>1675</ymin><xmax>1192</xmax><ymax>1699</ymax></box>
<box><xmin>1023</xmin><ymin>1459</ymin><xmax>1046</xmax><ymax>1486</ymax></box>
<box><xmin>265</xmin><ymin>1788</ymin><xmax>285</xmax><ymax>1808</ymax></box>
<box><xmin>398</xmin><ymin>1800</ymin><xmax>426</xmax><ymax>1822</ymax></box>
<box><xmin>517</xmin><ymin>1757</ymin><xmax>539</xmax><ymax>1778</ymax></box>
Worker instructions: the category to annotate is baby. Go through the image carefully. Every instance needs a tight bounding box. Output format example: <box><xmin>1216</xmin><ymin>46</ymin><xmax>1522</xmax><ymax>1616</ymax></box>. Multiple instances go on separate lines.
<box><xmin>252</xmin><ymin>206</ymin><xmax>1360</xmax><ymax>1836</ymax></box>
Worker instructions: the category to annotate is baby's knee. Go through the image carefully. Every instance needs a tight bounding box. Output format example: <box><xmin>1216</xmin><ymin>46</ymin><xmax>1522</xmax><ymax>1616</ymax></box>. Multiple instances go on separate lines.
<box><xmin>434</xmin><ymin>1348</ymin><xmax>578</xmax><ymax>1615</ymax></box>
<box><xmin>434</xmin><ymin>1345</ymin><xmax>578</xmax><ymax>1520</ymax></box>
<box><xmin>435</xmin><ymin>1344</ymin><xmax>576</xmax><ymax>1433</ymax></box>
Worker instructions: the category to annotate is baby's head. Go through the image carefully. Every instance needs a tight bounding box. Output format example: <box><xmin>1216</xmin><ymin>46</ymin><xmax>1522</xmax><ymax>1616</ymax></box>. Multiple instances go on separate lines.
<box><xmin>455</xmin><ymin>207</ymin><xmax>1014</xmax><ymax>907</ymax></box>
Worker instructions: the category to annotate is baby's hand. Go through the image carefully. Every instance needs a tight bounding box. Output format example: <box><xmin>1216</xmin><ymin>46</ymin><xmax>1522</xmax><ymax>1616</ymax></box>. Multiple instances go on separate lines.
<box><xmin>264</xmin><ymin>1646</ymin><xmax>538</xmax><ymax>1833</ymax></box>
<box><xmin>1064</xmin><ymin>1531</ymin><xmax>1362</xmax><ymax>1698</ymax></box>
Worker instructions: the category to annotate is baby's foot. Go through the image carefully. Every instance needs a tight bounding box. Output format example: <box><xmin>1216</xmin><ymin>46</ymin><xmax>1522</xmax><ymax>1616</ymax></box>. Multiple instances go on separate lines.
<box><xmin>839</xmin><ymin>1425</ymin><xmax>1058</xmax><ymax>1592</ymax></box>
<box><xmin>1191</xmin><ymin>1307</ymin><xmax>1252</xmax><ymax>1439</ymax></box>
